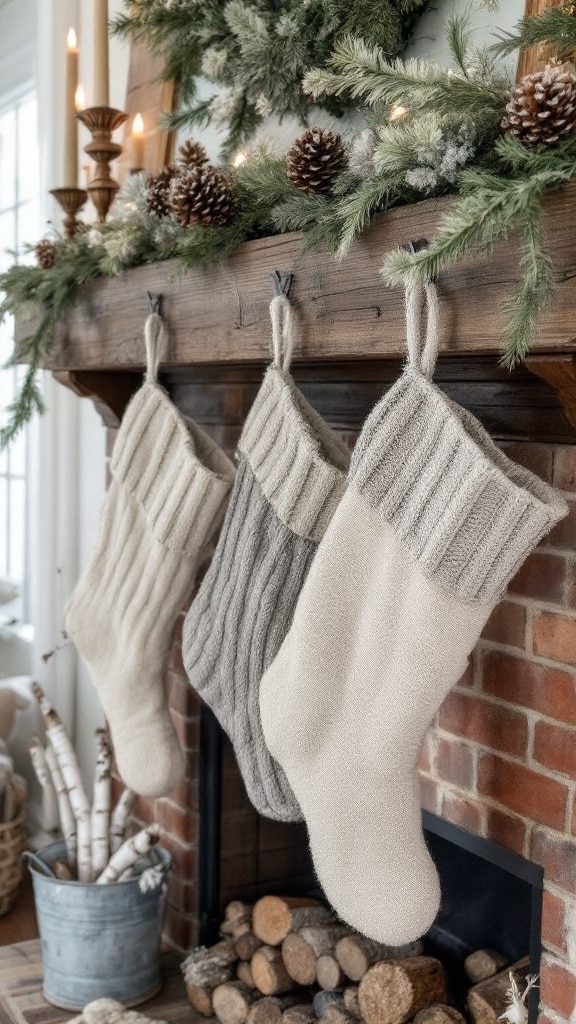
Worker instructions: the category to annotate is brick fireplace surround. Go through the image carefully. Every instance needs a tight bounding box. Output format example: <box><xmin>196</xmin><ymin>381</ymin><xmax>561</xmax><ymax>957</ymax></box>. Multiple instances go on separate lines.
<box><xmin>111</xmin><ymin>428</ymin><xmax>576</xmax><ymax>1024</ymax></box>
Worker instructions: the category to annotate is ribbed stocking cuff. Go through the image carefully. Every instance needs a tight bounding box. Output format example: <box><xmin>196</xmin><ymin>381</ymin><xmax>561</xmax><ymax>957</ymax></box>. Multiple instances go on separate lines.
<box><xmin>111</xmin><ymin>383</ymin><xmax>235</xmax><ymax>555</ymax></box>
<box><xmin>351</xmin><ymin>368</ymin><xmax>568</xmax><ymax>603</ymax></box>
<box><xmin>238</xmin><ymin>367</ymin><xmax>350</xmax><ymax>542</ymax></box>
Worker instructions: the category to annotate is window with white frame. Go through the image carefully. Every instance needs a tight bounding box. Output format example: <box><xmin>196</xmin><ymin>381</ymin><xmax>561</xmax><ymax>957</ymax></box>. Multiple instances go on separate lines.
<box><xmin>0</xmin><ymin>90</ymin><xmax>40</xmax><ymax>635</ymax></box>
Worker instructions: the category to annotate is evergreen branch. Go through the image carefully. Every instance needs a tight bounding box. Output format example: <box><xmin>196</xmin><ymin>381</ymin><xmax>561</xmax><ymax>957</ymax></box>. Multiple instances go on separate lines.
<box><xmin>270</xmin><ymin>193</ymin><xmax>330</xmax><ymax>234</ymax></box>
<box><xmin>0</xmin><ymin>364</ymin><xmax>45</xmax><ymax>449</ymax></box>
<box><xmin>0</xmin><ymin>238</ymin><xmax>103</xmax><ymax>447</ymax></box>
<box><xmin>303</xmin><ymin>33</ymin><xmax>510</xmax><ymax>118</ymax></box>
<box><xmin>446</xmin><ymin>12</ymin><xmax>473</xmax><ymax>77</ymax></box>
<box><xmin>332</xmin><ymin>173</ymin><xmax>407</xmax><ymax>259</ymax></box>
<box><xmin>238</xmin><ymin>154</ymin><xmax>293</xmax><ymax>208</ymax></box>
<box><xmin>491</xmin><ymin>6</ymin><xmax>576</xmax><ymax>64</ymax></box>
<box><xmin>500</xmin><ymin>199</ymin><xmax>556</xmax><ymax>368</ymax></box>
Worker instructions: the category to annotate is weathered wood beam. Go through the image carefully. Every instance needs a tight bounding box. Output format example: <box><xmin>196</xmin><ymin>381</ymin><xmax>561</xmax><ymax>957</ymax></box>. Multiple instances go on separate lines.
<box><xmin>16</xmin><ymin>182</ymin><xmax>576</xmax><ymax>374</ymax></box>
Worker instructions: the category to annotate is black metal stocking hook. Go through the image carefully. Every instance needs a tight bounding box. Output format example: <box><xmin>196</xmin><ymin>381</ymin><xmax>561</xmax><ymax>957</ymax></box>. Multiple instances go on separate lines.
<box><xmin>271</xmin><ymin>270</ymin><xmax>293</xmax><ymax>298</ymax></box>
<box><xmin>403</xmin><ymin>238</ymin><xmax>437</xmax><ymax>283</ymax></box>
<box><xmin>147</xmin><ymin>291</ymin><xmax>163</xmax><ymax>316</ymax></box>
<box><xmin>403</xmin><ymin>238</ymin><xmax>429</xmax><ymax>256</ymax></box>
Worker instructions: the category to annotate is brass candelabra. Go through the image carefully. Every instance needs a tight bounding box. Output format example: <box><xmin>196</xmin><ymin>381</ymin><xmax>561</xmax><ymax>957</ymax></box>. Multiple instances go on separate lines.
<box><xmin>76</xmin><ymin>106</ymin><xmax>128</xmax><ymax>223</ymax></box>
<box><xmin>49</xmin><ymin>187</ymin><xmax>88</xmax><ymax>238</ymax></box>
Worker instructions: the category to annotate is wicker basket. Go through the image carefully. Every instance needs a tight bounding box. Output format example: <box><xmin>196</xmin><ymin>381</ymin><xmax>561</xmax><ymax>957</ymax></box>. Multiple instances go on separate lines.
<box><xmin>0</xmin><ymin>777</ymin><xmax>27</xmax><ymax>917</ymax></box>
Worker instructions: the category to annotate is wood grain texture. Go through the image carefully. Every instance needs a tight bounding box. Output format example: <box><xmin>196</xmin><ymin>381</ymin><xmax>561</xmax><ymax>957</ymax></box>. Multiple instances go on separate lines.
<box><xmin>17</xmin><ymin>182</ymin><xmax>576</xmax><ymax>372</ymax></box>
<box><xmin>516</xmin><ymin>0</ymin><xmax>564</xmax><ymax>81</ymax></box>
<box><xmin>0</xmin><ymin>939</ymin><xmax>201</xmax><ymax>1024</ymax></box>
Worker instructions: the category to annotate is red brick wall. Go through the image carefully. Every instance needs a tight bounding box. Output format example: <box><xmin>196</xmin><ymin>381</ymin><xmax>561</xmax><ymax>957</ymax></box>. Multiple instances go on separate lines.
<box><xmin>418</xmin><ymin>443</ymin><xmax>576</xmax><ymax>1024</ymax></box>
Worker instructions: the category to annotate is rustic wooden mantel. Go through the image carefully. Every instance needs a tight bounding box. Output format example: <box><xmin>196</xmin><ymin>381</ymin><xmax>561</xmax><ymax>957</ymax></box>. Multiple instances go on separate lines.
<box><xmin>16</xmin><ymin>182</ymin><xmax>576</xmax><ymax>433</ymax></box>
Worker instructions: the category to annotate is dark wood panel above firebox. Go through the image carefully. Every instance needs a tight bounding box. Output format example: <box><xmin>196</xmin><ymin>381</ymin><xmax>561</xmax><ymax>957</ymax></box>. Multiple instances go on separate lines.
<box><xmin>164</xmin><ymin>358</ymin><xmax>576</xmax><ymax>445</ymax></box>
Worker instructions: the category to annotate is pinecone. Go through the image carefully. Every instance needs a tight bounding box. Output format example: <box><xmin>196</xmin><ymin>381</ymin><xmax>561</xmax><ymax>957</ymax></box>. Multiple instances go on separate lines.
<box><xmin>146</xmin><ymin>165</ymin><xmax>178</xmax><ymax>217</ymax></box>
<box><xmin>502</xmin><ymin>64</ymin><xmax>576</xmax><ymax>147</ymax></box>
<box><xmin>35</xmin><ymin>239</ymin><xmax>57</xmax><ymax>269</ymax></box>
<box><xmin>168</xmin><ymin>166</ymin><xmax>236</xmax><ymax>227</ymax></box>
<box><xmin>178</xmin><ymin>139</ymin><xmax>209</xmax><ymax>169</ymax></box>
<box><xmin>287</xmin><ymin>127</ymin><xmax>346</xmax><ymax>194</ymax></box>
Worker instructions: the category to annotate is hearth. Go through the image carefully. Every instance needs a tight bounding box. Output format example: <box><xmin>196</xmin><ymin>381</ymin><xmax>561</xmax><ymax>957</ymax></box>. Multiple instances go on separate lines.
<box><xmin>193</xmin><ymin>707</ymin><xmax>541</xmax><ymax>1020</ymax></box>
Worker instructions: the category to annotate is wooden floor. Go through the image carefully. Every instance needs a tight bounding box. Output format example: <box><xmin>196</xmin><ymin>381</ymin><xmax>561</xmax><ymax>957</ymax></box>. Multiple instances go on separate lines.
<box><xmin>0</xmin><ymin>873</ymin><xmax>39</xmax><ymax>946</ymax></box>
<box><xmin>0</xmin><ymin>938</ymin><xmax>198</xmax><ymax>1024</ymax></box>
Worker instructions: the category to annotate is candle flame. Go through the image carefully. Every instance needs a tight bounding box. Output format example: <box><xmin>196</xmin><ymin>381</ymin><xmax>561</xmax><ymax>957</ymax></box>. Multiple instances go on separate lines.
<box><xmin>388</xmin><ymin>102</ymin><xmax>409</xmax><ymax>122</ymax></box>
<box><xmin>133</xmin><ymin>113</ymin><xmax>144</xmax><ymax>136</ymax></box>
<box><xmin>67</xmin><ymin>27</ymin><xmax>78</xmax><ymax>51</ymax></box>
<box><xmin>75</xmin><ymin>84</ymin><xmax>85</xmax><ymax>111</ymax></box>
<box><xmin>232</xmin><ymin>151</ymin><xmax>247</xmax><ymax>168</ymax></box>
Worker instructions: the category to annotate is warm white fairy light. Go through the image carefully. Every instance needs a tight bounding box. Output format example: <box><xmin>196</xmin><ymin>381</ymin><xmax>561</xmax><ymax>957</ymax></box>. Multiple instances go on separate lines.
<box><xmin>232</xmin><ymin>150</ymin><xmax>247</xmax><ymax>168</ymax></box>
<box><xmin>389</xmin><ymin>102</ymin><xmax>409</xmax><ymax>122</ymax></box>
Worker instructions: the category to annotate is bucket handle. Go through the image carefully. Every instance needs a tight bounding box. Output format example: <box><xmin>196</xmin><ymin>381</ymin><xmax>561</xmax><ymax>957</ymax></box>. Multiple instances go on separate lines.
<box><xmin>22</xmin><ymin>850</ymin><xmax>58</xmax><ymax>879</ymax></box>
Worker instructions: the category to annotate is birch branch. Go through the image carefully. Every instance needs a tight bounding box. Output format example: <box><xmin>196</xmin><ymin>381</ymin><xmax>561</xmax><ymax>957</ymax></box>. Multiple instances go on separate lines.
<box><xmin>109</xmin><ymin>787</ymin><xmax>135</xmax><ymax>853</ymax></box>
<box><xmin>91</xmin><ymin>729</ymin><xmax>112</xmax><ymax>877</ymax></box>
<box><xmin>33</xmin><ymin>682</ymin><xmax>92</xmax><ymax>882</ymax></box>
<box><xmin>29</xmin><ymin>737</ymin><xmax>59</xmax><ymax>831</ymax></box>
<box><xmin>95</xmin><ymin>825</ymin><xmax>160</xmax><ymax>884</ymax></box>
<box><xmin>45</xmin><ymin>741</ymin><xmax>77</xmax><ymax>874</ymax></box>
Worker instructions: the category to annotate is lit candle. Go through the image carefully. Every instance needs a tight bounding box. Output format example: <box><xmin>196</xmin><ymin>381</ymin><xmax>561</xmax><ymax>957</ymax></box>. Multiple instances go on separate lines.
<box><xmin>130</xmin><ymin>113</ymin><xmax>145</xmax><ymax>171</ymax></box>
<box><xmin>64</xmin><ymin>28</ymin><xmax>79</xmax><ymax>188</ymax></box>
<box><xmin>94</xmin><ymin>0</ymin><xmax>110</xmax><ymax>107</ymax></box>
<box><xmin>75</xmin><ymin>83</ymin><xmax>85</xmax><ymax>112</ymax></box>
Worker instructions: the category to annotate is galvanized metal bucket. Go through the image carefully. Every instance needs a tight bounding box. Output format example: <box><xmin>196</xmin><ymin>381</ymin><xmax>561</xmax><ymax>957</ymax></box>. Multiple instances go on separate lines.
<box><xmin>24</xmin><ymin>840</ymin><xmax>171</xmax><ymax>1011</ymax></box>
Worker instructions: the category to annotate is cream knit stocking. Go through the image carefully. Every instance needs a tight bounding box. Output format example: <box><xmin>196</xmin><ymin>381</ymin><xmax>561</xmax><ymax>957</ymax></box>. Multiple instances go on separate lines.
<box><xmin>66</xmin><ymin>313</ymin><xmax>235</xmax><ymax>798</ymax></box>
<box><xmin>183</xmin><ymin>296</ymin><xmax>350</xmax><ymax>822</ymax></box>
<box><xmin>259</xmin><ymin>283</ymin><xmax>567</xmax><ymax>943</ymax></box>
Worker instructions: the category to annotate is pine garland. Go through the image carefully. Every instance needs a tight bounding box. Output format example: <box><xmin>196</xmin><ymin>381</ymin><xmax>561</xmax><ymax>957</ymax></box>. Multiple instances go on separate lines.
<box><xmin>112</xmin><ymin>0</ymin><xmax>434</xmax><ymax>156</ymax></box>
<box><xmin>0</xmin><ymin>236</ymin><xmax>103</xmax><ymax>447</ymax></box>
<box><xmin>492</xmin><ymin>3</ymin><xmax>576</xmax><ymax>65</ymax></box>
<box><xmin>4</xmin><ymin>10</ymin><xmax>576</xmax><ymax>444</ymax></box>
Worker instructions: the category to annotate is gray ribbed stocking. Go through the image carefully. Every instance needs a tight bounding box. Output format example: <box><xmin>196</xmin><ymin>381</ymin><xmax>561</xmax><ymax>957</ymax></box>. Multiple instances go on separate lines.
<box><xmin>259</xmin><ymin>283</ymin><xmax>568</xmax><ymax>943</ymax></box>
<box><xmin>66</xmin><ymin>313</ymin><xmax>235</xmax><ymax>798</ymax></box>
<box><xmin>183</xmin><ymin>296</ymin><xmax>350</xmax><ymax>822</ymax></box>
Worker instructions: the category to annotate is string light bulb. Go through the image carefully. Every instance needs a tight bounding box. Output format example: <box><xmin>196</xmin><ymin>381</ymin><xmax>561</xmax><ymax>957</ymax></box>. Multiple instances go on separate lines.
<box><xmin>232</xmin><ymin>150</ymin><xmax>247</xmax><ymax>168</ymax></box>
<box><xmin>388</xmin><ymin>102</ymin><xmax>409</xmax><ymax>122</ymax></box>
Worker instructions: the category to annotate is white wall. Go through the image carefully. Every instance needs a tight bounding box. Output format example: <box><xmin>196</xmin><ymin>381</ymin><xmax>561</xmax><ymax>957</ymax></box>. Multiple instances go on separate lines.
<box><xmin>0</xmin><ymin>0</ymin><xmax>36</xmax><ymax>98</ymax></box>
<box><xmin>404</xmin><ymin>0</ymin><xmax>525</xmax><ymax>72</ymax></box>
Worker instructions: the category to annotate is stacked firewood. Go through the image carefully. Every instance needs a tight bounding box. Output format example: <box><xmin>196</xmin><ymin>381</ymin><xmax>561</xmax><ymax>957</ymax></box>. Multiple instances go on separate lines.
<box><xmin>182</xmin><ymin>898</ymin><xmax>531</xmax><ymax>1024</ymax></box>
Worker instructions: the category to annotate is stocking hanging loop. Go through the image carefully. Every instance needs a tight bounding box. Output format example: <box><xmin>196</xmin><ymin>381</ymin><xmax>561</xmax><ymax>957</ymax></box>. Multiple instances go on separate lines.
<box><xmin>270</xmin><ymin>295</ymin><xmax>295</xmax><ymax>372</ymax></box>
<box><xmin>144</xmin><ymin>309</ymin><xmax>167</xmax><ymax>384</ymax></box>
<box><xmin>405</xmin><ymin>280</ymin><xmax>439</xmax><ymax>380</ymax></box>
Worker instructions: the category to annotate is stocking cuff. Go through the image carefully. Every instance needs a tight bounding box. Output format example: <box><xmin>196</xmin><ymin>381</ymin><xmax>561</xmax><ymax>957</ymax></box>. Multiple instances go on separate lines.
<box><xmin>111</xmin><ymin>383</ymin><xmax>235</xmax><ymax>555</ymax></box>
<box><xmin>238</xmin><ymin>367</ymin><xmax>350</xmax><ymax>542</ymax></box>
<box><xmin>351</xmin><ymin>367</ymin><xmax>568</xmax><ymax>603</ymax></box>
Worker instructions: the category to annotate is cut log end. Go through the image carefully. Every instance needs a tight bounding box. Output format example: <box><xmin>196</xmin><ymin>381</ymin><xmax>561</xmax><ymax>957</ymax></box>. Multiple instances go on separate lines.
<box><xmin>251</xmin><ymin>946</ymin><xmax>297</xmax><ymax>996</ymax></box>
<box><xmin>253</xmin><ymin>896</ymin><xmax>332</xmax><ymax>946</ymax></box>
<box><xmin>413</xmin><ymin>1007</ymin><xmax>467</xmax><ymax>1024</ymax></box>
<box><xmin>213</xmin><ymin>981</ymin><xmax>256</xmax><ymax>1024</ymax></box>
<box><xmin>467</xmin><ymin>958</ymin><xmax>531</xmax><ymax>1024</ymax></box>
<box><xmin>464</xmin><ymin>950</ymin><xmax>509</xmax><ymax>985</ymax></box>
<box><xmin>316</xmin><ymin>955</ymin><xmax>343</xmax><ymax>992</ymax></box>
<box><xmin>282</xmin><ymin>1006</ymin><xmax>316</xmax><ymax>1024</ymax></box>
<box><xmin>359</xmin><ymin>957</ymin><xmax>448</xmax><ymax>1024</ymax></box>
<box><xmin>187</xmin><ymin>984</ymin><xmax>215</xmax><ymax>1017</ymax></box>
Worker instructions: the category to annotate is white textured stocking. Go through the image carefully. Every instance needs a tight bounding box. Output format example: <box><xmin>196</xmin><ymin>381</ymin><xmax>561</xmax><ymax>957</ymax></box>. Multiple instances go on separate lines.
<box><xmin>66</xmin><ymin>313</ymin><xmax>235</xmax><ymax>797</ymax></box>
<box><xmin>259</xmin><ymin>284</ymin><xmax>567</xmax><ymax>944</ymax></box>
